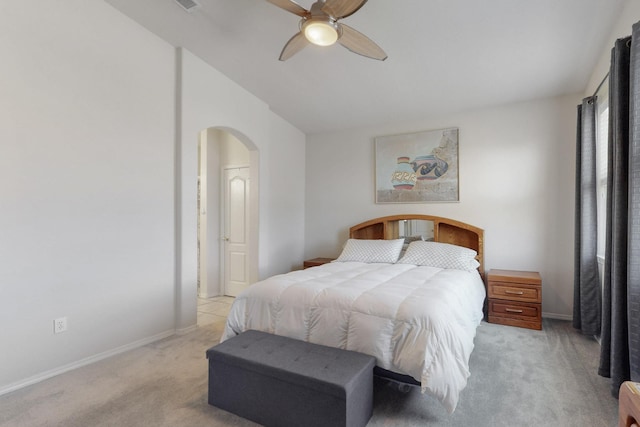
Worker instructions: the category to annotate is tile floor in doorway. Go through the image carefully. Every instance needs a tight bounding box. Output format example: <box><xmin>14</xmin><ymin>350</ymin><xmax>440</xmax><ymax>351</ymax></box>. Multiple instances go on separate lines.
<box><xmin>197</xmin><ymin>295</ymin><xmax>234</xmax><ymax>327</ymax></box>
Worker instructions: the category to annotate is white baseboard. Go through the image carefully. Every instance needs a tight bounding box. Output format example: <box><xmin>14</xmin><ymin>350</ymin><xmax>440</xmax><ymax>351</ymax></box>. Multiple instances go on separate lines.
<box><xmin>542</xmin><ymin>312</ymin><xmax>572</xmax><ymax>321</ymax></box>
<box><xmin>176</xmin><ymin>324</ymin><xmax>198</xmax><ymax>335</ymax></box>
<box><xmin>198</xmin><ymin>291</ymin><xmax>222</xmax><ymax>299</ymax></box>
<box><xmin>0</xmin><ymin>329</ymin><xmax>175</xmax><ymax>397</ymax></box>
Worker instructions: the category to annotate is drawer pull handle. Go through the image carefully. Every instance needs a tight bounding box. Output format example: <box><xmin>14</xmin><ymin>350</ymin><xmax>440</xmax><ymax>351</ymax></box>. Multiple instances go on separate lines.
<box><xmin>505</xmin><ymin>308</ymin><xmax>524</xmax><ymax>313</ymax></box>
<box><xmin>505</xmin><ymin>290</ymin><xmax>525</xmax><ymax>295</ymax></box>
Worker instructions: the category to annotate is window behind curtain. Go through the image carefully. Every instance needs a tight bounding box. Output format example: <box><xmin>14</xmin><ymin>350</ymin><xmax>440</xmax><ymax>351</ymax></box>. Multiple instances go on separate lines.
<box><xmin>595</xmin><ymin>79</ymin><xmax>609</xmax><ymax>265</ymax></box>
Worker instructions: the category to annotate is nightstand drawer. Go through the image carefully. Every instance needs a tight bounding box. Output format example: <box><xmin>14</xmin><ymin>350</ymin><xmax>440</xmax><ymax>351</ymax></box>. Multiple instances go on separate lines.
<box><xmin>489</xmin><ymin>300</ymin><xmax>540</xmax><ymax>319</ymax></box>
<box><xmin>488</xmin><ymin>282</ymin><xmax>541</xmax><ymax>303</ymax></box>
<box><xmin>488</xmin><ymin>300</ymin><xmax>542</xmax><ymax>330</ymax></box>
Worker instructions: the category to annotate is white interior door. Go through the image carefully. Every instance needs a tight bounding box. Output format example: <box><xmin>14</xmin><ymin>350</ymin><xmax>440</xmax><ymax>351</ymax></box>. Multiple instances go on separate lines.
<box><xmin>223</xmin><ymin>167</ymin><xmax>250</xmax><ymax>297</ymax></box>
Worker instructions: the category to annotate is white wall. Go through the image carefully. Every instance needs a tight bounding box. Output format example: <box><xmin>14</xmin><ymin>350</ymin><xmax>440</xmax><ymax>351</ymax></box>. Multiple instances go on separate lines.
<box><xmin>262</xmin><ymin>114</ymin><xmax>308</xmax><ymax>275</ymax></box>
<box><xmin>1</xmin><ymin>0</ymin><xmax>306</xmax><ymax>394</ymax></box>
<box><xmin>303</xmin><ymin>0</ymin><xmax>640</xmax><ymax>323</ymax></box>
<box><xmin>219</xmin><ymin>131</ymin><xmax>251</xmax><ymax>166</ymax></box>
<box><xmin>305</xmin><ymin>94</ymin><xmax>580</xmax><ymax>318</ymax></box>
<box><xmin>585</xmin><ymin>0</ymin><xmax>640</xmax><ymax>95</ymax></box>
<box><xmin>177</xmin><ymin>50</ymin><xmax>306</xmax><ymax>330</ymax></box>
<box><xmin>0</xmin><ymin>0</ymin><xmax>175</xmax><ymax>391</ymax></box>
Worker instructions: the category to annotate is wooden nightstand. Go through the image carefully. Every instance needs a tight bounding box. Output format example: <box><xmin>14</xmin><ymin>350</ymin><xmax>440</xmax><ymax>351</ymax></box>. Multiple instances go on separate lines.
<box><xmin>487</xmin><ymin>269</ymin><xmax>542</xmax><ymax>330</ymax></box>
<box><xmin>303</xmin><ymin>257</ymin><xmax>335</xmax><ymax>269</ymax></box>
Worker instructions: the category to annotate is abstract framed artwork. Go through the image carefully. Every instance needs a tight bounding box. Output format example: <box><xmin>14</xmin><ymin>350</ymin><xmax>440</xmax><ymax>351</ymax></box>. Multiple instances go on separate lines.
<box><xmin>375</xmin><ymin>127</ymin><xmax>459</xmax><ymax>203</ymax></box>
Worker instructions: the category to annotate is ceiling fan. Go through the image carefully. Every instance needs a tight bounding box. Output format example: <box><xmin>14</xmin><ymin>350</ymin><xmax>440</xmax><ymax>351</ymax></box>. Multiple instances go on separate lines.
<box><xmin>267</xmin><ymin>0</ymin><xmax>387</xmax><ymax>61</ymax></box>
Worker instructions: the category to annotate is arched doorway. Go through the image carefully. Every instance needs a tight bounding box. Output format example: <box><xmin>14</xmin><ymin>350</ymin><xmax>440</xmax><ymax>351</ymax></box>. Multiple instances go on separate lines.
<box><xmin>196</xmin><ymin>127</ymin><xmax>259</xmax><ymax>324</ymax></box>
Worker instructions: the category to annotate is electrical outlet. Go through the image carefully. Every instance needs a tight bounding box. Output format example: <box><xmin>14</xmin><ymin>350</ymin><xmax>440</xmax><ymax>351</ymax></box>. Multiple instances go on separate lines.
<box><xmin>53</xmin><ymin>317</ymin><xmax>67</xmax><ymax>334</ymax></box>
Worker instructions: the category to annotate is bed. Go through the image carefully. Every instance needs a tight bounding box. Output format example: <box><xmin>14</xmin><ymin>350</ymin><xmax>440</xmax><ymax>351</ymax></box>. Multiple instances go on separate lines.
<box><xmin>221</xmin><ymin>214</ymin><xmax>486</xmax><ymax>413</ymax></box>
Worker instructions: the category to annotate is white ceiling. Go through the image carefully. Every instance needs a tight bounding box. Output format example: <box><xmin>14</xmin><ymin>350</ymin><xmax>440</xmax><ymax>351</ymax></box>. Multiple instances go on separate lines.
<box><xmin>105</xmin><ymin>0</ymin><xmax>625</xmax><ymax>134</ymax></box>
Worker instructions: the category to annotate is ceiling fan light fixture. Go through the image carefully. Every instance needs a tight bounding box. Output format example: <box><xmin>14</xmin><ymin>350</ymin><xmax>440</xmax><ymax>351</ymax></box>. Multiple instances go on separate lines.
<box><xmin>303</xmin><ymin>20</ymin><xmax>339</xmax><ymax>46</ymax></box>
<box><xmin>271</xmin><ymin>0</ymin><xmax>386</xmax><ymax>61</ymax></box>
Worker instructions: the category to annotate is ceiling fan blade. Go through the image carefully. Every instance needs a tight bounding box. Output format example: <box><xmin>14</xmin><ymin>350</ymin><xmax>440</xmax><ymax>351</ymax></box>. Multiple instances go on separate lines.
<box><xmin>266</xmin><ymin>0</ymin><xmax>308</xmax><ymax>17</ymax></box>
<box><xmin>279</xmin><ymin>31</ymin><xmax>309</xmax><ymax>61</ymax></box>
<box><xmin>338</xmin><ymin>23</ymin><xmax>387</xmax><ymax>60</ymax></box>
<box><xmin>322</xmin><ymin>0</ymin><xmax>367</xmax><ymax>19</ymax></box>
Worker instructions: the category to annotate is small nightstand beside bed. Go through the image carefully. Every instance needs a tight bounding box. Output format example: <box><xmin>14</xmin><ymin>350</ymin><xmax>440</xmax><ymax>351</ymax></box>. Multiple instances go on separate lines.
<box><xmin>221</xmin><ymin>214</ymin><xmax>486</xmax><ymax>414</ymax></box>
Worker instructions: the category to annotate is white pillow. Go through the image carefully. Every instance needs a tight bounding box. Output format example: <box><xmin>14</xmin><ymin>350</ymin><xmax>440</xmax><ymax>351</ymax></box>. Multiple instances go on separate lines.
<box><xmin>397</xmin><ymin>241</ymin><xmax>480</xmax><ymax>271</ymax></box>
<box><xmin>335</xmin><ymin>238</ymin><xmax>405</xmax><ymax>263</ymax></box>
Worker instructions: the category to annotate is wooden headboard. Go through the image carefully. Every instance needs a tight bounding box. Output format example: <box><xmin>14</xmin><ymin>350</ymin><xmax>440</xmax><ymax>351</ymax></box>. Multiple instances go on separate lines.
<box><xmin>349</xmin><ymin>214</ymin><xmax>485</xmax><ymax>274</ymax></box>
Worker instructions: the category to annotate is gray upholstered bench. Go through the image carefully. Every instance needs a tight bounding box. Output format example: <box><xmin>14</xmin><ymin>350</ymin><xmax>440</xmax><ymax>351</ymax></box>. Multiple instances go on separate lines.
<box><xmin>206</xmin><ymin>330</ymin><xmax>376</xmax><ymax>427</ymax></box>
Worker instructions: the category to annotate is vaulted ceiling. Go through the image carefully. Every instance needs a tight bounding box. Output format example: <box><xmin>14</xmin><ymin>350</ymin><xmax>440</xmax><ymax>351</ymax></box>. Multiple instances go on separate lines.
<box><xmin>105</xmin><ymin>0</ymin><xmax>625</xmax><ymax>134</ymax></box>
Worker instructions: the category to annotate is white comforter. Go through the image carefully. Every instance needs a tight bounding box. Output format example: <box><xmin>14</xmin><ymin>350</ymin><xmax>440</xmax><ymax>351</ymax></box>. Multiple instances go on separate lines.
<box><xmin>221</xmin><ymin>261</ymin><xmax>486</xmax><ymax>413</ymax></box>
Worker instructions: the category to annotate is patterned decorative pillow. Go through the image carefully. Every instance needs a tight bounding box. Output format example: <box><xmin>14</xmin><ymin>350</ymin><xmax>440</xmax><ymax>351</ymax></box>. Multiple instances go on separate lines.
<box><xmin>397</xmin><ymin>241</ymin><xmax>480</xmax><ymax>271</ymax></box>
<box><xmin>335</xmin><ymin>238</ymin><xmax>405</xmax><ymax>263</ymax></box>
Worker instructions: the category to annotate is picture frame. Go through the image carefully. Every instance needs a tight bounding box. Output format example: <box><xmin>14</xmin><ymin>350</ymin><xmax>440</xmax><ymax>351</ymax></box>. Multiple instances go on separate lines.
<box><xmin>375</xmin><ymin>128</ymin><xmax>459</xmax><ymax>203</ymax></box>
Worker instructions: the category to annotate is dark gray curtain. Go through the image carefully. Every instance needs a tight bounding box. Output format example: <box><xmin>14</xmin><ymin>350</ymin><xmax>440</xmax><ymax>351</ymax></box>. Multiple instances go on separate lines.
<box><xmin>573</xmin><ymin>96</ymin><xmax>601</xmax><ymax>335</ymax></box>
<box><xmin>599</xmin><ymin>23</ymin><xmax>640</xmax><ymax>396</ymax></box>
<box><xmin>598</xmin><ymin>35</ymin><xmax>630</xmax><ymax>396</ymax></box>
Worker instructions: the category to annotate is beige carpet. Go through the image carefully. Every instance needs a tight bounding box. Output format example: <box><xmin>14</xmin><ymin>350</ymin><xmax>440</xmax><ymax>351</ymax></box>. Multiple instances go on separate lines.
<box><xmin>0</xmin><ymin>318</ymin><xmax>618</xmax><ymax>427</ymax></box>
